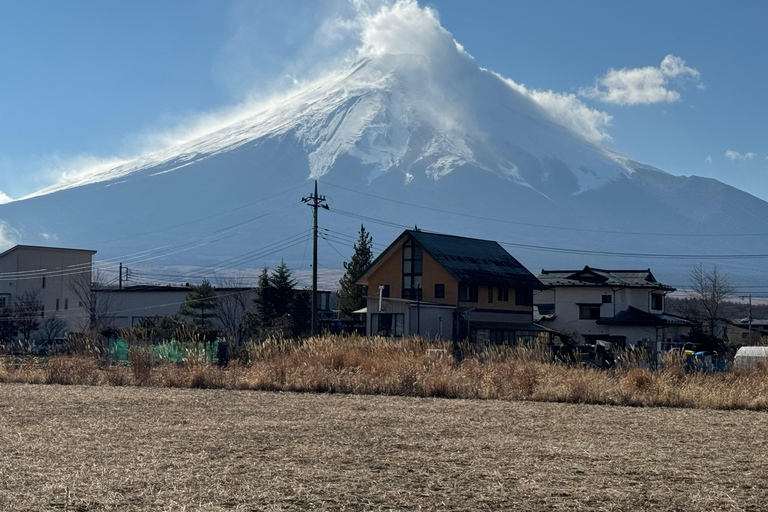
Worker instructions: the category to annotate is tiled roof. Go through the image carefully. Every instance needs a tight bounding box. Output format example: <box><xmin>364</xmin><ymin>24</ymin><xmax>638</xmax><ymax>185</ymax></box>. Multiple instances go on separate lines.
<box><xmin>538</xmin><ymin>265</ymin><xmax>675</xmax><ymax>291</ymax></box>
<box><xmin>407</xmin><ymin>230</ymin><xmax>544</xmax><ymax>289</ymax></box>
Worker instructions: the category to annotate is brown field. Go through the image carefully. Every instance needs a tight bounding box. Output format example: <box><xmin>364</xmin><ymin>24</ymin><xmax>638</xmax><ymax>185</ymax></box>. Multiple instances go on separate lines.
<box><xmin>0</xmin><ymin>384</ymin><xmax>766</xmax><ymax>511</ymax></box>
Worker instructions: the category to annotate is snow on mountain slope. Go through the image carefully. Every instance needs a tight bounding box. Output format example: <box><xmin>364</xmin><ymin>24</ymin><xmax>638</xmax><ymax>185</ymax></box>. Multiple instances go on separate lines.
<box><xmin>3</xmin><ymin>0</ymin><xmax>768</xmax><ymax>287</ymax></box>
<box><xmin>25</xmin><ymin>22</ymin><xmax>632</xmax><ymax>202</ymax></box>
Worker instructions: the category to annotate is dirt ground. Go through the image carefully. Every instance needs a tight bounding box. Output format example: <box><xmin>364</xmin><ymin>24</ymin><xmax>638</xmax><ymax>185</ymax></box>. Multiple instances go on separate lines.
<box><xmin>0</xmin><ymin>384</ymin><xmax>766</xmax><ymax>511</ymax></box>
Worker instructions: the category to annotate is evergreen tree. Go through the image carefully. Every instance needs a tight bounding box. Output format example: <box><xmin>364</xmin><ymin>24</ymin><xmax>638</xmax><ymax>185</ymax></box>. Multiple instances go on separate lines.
<box><xmin>253</xmin><ymin>266</ymin><xmax>276</xmax><ymax>328</ymax></box>
<box><xmin>271</xmin><ymin>260</ymin><xmax>297</xmax><ymax>318</ymax></box>
<box><xmin>179</xmin><ymin>280</ymin><xmax>219</xmax><ymax>330</ymax></box>
<box><xmin>338</xmin><ymin>224</ymin><xmax>373</xmax><ymax>318</ymax></box>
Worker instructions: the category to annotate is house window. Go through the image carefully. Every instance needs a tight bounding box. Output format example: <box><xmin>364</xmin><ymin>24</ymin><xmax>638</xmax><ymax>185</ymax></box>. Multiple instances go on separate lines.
<box><xmin>371</xmin><ymin>313</ymin><xmax>404</xmax><ymax>337</ymax></box>
<box><xmin>651</xmin><ymin>293</ymin><xmax>664</xmax><ymax>311</ymax></box>
<box><xmin>42</xmin><ymin>276</ymin><xmax>46</xmax><ymax>289</ymax></box>
<box><xmin>56</xmin><ymin>299</ymin><xmax>60</xmax><ymax>311</ymax></box>
<box><xmin>579</xmin><ymin>304</ymin><xmax>601</xmax><ymax>320</ymax></box>
<box><xmin>402</xmin><ymin>239</ymin><xmax>423</xmax><ymax>300</ymax></box>
<box><xmin>460</xmin><ymin>284</ymin><xmax>478</xmax><ymax>302</ymax></box>
<box><xmin>380</xmin><ymin>285</ymin><xmax>390</xmax><ymax>298</ymax></box>
<box><xmin>515</xmin><ymin>288</ymin><xmax>533</xmax><ymax>306</ymax></box>
<box><xmin>488</xmin><ymin>287</ymin><xmax>494</xmax><ymax>303</ymax></box>
<box><xmin>609</xmin><ymin>336</ymin><xmax>627</xmax><ymax>349</ymax></box>
<box><xmin>497</xmin><ymin>287</ymin><xmax>509</xmax><ymax>301</ymax></box>
<box><xmin>602</xmin><ymin>294</ymin><xmax>612</xmax><ymax>304</ymax></box>
<box><xmin>434</xmin><ymin>283</ymin><xmax>445</xmax><ymax>299</ymax></box>
<box><xmin>64</xmin><ymin>298</ymin><xmax>68</xmax><ymax>310</ymax></box>
<box><xmin>318</xmin><ymin>292</ymin><xmax>330</xmax><ymax>311</ymax></box>
<box><xmin>0</xmin><ymin>295</ymin><xmax>8</xmax><ymax>308</ymax></box>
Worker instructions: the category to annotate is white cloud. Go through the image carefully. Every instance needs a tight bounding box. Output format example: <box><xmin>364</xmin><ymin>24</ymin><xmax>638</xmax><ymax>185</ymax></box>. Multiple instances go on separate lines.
<box><xmin>0</xmin><ymin>191</ymin><xmax>12</xmax><ymax>204</ymax></box>
<box><xmin>357</xmin><ymin>0</ymin><xmax>613</xmax><ymax>144</ymax></box>
<box><xmin>725</xmin><ymin>149</ymin><xmax>756</xmax><ymax>161</ymax></box>
<box><xmin>0</xmin><ymin>220</ymin><xmax>19</xmax><ymax>251</ymax></box>
<box><xmin>496</xmin><ymin>75</ymin><xmax>612</xmax><ymax>144</ymax></box>
<box><xmin>706</xmin><ymin>155</ymin><xmax>712</xmax><ymax>164</ymax></box>
<box><xmin>581</xmin><ymin>54</ymin><xmax>702</xmax><ymax>105</ymax></box>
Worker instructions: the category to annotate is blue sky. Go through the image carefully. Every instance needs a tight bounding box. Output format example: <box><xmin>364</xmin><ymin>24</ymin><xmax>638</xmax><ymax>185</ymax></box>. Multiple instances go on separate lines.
<box><xmin>1</xmin><ymin>0</ymin><xmax>766</xmax><ymax>200</ymax></box>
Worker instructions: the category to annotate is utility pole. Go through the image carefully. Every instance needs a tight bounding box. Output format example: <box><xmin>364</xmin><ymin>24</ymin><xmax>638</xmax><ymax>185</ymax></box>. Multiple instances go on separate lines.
<box><xmin>119</xmin><ymin>262</ymin><xmax>123</xmax><ymax>290</ymax></box>
<box><xmin>302</xmin><ymin>180</ymin><xmax>328</xmax><ymax>336</ymax></box>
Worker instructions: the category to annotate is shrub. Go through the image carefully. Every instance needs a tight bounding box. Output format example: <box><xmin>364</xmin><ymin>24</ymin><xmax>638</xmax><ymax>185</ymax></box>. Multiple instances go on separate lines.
<box><xmin>45</xmin><ymin>356</ymin><xmax>98</xmax><ymax>385</ymax></box>
<box><xmin>128</xmin><ymin>347</ymin><xmax>153</xmax><ymax>386</ymax></box>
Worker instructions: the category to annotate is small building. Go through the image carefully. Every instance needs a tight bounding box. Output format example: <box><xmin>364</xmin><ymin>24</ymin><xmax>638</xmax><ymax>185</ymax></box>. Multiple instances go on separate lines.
<box><xmin>535</xmin><ymin>266</ymin><xmax>695</xmax><ymax>351</ymax></box>
<box><xmin>733</xmin><ymin>346</ymin><xmax>768</xmax><ymax>371</ymax></box>
<box><xmin>0</xmin><ymin>244</ymin><xmax>97</xmax><ymax>335</ymax></box>
<box><xmin>356</xmin><ymin>230</ymin><xmax>549</xmax><ymax>344</ymax></box>
<box><xmin>101</xmin><ymin>285</ymin><xmax>336</xmax><ymax>330</ymax></box>
<box><xmin>719</xmin><ymin>319</ymin><xmax>768</xmax><ymax>345</ymax></box>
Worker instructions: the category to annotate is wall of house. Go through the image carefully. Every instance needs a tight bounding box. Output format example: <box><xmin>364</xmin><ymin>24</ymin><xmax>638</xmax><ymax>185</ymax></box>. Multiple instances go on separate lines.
<box><xmin>534</xmin><ymin>285</ymin><xmax>678</xmax><ymax>346</ymax></box>
<box><xmin>535</xmin><ymin>286</ymin><xmax>615</xmax><ymax>336</ymax></box>
<box><xmin>105</xmin><ymin>289</ymin><xmax>191</xmax><ymax>329</ymax></box>
<box><xmin>366</xmin><ymin>243</ymin><xmax>405</xmax><ymax>301</ymax></box>
<box><xmin>457</xmin><ymin>285</ymin><xmax>533</xmax><ymax>312</ymax></box>
<box><xmin>0</xmin><ymin>247</ymin><xmax>95</xmax><ymax>335</ymax></box>
<box><xmin>408</xmin><ymin>303</ymin><xmax>455</xmax><ymax>339</ymax></box>
<box><xmin>421</xmin><ymin>253</ymin><xmax>458</xmax><ymax>304</ymax></box>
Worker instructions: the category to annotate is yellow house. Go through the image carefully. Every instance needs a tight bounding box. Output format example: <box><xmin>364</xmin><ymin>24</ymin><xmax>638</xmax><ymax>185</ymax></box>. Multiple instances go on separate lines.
<box><xmin>356</xmin><ymin>230</ymin><xmax>549</xmax><ymax>344</ymax></box>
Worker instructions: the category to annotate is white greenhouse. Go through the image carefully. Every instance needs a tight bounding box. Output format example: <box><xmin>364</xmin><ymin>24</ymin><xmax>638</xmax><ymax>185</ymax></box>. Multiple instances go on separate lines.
<box><xmin>733</xmin><ymin>346</ymin><xmax>768</xmax><ymax>371</ymax></box>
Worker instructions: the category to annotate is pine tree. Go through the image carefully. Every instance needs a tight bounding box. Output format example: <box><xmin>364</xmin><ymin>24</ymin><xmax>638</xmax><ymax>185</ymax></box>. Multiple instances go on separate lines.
<box><xmin>338</xmin><ymin>224</ymin><xmax>374</xmax><ymax>318</ymax></box>
<box><xmin>271</xmin><ymin>260</ymin><xmax>297</xmax><ymax>318</ymax></box>
<box><xmin>179</xmin><ymin>280</ymin><xmax>219</xmax><ymax>330</ymax></box>
<box><xmin>253</xmin><ymin>266</ymin><xmax>276</xmax><ymax>328</ymax></box>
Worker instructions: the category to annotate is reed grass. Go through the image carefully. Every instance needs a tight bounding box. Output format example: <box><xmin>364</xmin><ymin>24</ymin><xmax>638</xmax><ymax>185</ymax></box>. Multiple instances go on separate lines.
<box><xmin>1</xmin><ymin>334</ymin><xmax>767</xmax><ymax>410</ymax></box>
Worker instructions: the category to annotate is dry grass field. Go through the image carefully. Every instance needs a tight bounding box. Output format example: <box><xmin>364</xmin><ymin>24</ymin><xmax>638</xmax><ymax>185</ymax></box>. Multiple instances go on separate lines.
<box><xmin>3</xmin><ymin>336</ymin><xmax>768</xmax><ymax>411</ymax></box>
<box><xmin>0</xmin><ymin>384</ymin><xmax>766</xmax><ymax>511</ymax></box>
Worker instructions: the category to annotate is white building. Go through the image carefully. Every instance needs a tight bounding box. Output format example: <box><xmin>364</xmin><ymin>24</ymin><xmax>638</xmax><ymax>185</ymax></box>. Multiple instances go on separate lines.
<box><xmin>534</xmin><ymin>266</ymin><xmax>694</xmax><ymax>351</ymax></box>
<box><xmin>101</xmin><ymin>285</ymin><xmax>335</xmax><ymax>330</ymax></box>
<box><xmin>0</xmin><ymin>245</ymin><xmax>97</xmax><ymax>336</ymax></box>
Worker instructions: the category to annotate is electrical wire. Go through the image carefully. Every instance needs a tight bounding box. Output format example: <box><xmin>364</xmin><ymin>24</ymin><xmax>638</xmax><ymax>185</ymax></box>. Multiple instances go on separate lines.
<box><xmin>322</xmin><ymin>180</ymin><xmax>768</xmax><ymax>238</ymax></box>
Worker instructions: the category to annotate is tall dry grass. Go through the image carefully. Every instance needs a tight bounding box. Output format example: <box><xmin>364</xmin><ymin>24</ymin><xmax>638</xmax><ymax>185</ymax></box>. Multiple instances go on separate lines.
<box><xmin>1</xmin><ymin>335</ymin><xmax>767</xmax><ymax>410</ymax></box>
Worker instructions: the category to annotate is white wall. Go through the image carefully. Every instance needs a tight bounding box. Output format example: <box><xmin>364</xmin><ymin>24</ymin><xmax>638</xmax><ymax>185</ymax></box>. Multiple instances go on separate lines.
<box><xmin>534</xmin><ymin>285</ymin><xmax>675</xmax><ymax>346</ymax></box>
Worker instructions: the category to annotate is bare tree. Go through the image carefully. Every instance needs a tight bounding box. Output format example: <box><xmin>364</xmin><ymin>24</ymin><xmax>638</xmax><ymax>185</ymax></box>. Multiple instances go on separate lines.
<box><xmin>215</xmin><ymin>276</ymin><xmax>254</xmax><ymax>349</ymax></box>
<box><xmin>40</xmin><ymin>316</ymin><xmax>67</xmax><ymax>342</ymax></box>
<box><xmin>13</xmin><ymin>290</ymin><xmax>42</xmax><ymax>341</ymax></box>
<box><xmin>69</xmin><ymin>270</ymin><xmax>117</xmax><ymax>333</ymax></box>
<box><xmin>689</xmin><ymin>263</ymin><xmax>735</xmax><ymax>337</ymax></box>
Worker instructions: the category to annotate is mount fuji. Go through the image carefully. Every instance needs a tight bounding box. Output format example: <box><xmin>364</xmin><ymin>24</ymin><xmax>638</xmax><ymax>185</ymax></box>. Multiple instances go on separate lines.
<box><xmin>3</xmin><ymin>7</ymin><xmax>768</xmax><ymax>288</ymax></box>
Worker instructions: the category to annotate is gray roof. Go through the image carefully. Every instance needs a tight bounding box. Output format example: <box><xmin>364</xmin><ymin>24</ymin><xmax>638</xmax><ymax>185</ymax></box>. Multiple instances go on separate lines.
<box><xmin>358</xmin><ymin>230</ymin><xmax>543</xmax><ymax>289</ymax></box>
<box><xmin>597</xmin><ymin>307</ymin><xmax>695</xmax><ymax>327</ymax></box>
<box><xmin>538</xmin><ymin>265</ymin><xmax>674</xmax><ymax>291</ymax></box>
<box><xmin>407</xmin><ymin>230</ymin><xmax>543</xmax><ymax>289</ymax></box>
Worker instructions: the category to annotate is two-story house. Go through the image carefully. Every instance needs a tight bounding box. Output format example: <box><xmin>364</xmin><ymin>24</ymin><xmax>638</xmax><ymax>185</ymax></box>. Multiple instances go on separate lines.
<box><xmin>356</xmin><ymin>230</ymin><xmax>549</xmax><ymax>344</ymax></box>
<box><xmin>534</xmin><ymin>266</ymin><xmax>695</xmax><ymax>351</ymax></box>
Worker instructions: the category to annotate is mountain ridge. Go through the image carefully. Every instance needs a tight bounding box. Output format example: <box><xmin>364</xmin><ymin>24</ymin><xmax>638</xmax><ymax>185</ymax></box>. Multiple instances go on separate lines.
<box><xmin>2</xmin><ymin>52</ymin><xmax>768</xmax><ymax>288</ymax></box>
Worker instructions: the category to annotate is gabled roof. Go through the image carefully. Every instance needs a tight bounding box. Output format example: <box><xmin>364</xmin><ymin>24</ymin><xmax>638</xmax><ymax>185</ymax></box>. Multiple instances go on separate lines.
<box><xmin>357</xmin><ymin>230</ymin><xmax>543</xmax><ymax>289</ymax></box>
<box><xmin>538</xmin><ymin>265</ymin><xmax>674</xmax><ymax>291</ymax></box>
<box><xmin>596</xmin><ymin>306</ymin><xmax>696</xmax><ymax>327</ymax></box>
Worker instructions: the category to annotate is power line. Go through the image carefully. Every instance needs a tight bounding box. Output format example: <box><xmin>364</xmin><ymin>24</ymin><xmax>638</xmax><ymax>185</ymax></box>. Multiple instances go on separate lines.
<box><xmin>0</xmin><ymin>202</ymin><xmax>303</xmax><ymax>282</ymax></box>
<box><xmin>322</xmin><ymin>180</ymin><xmax>768</xmax><ymax>238</ymax></box>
